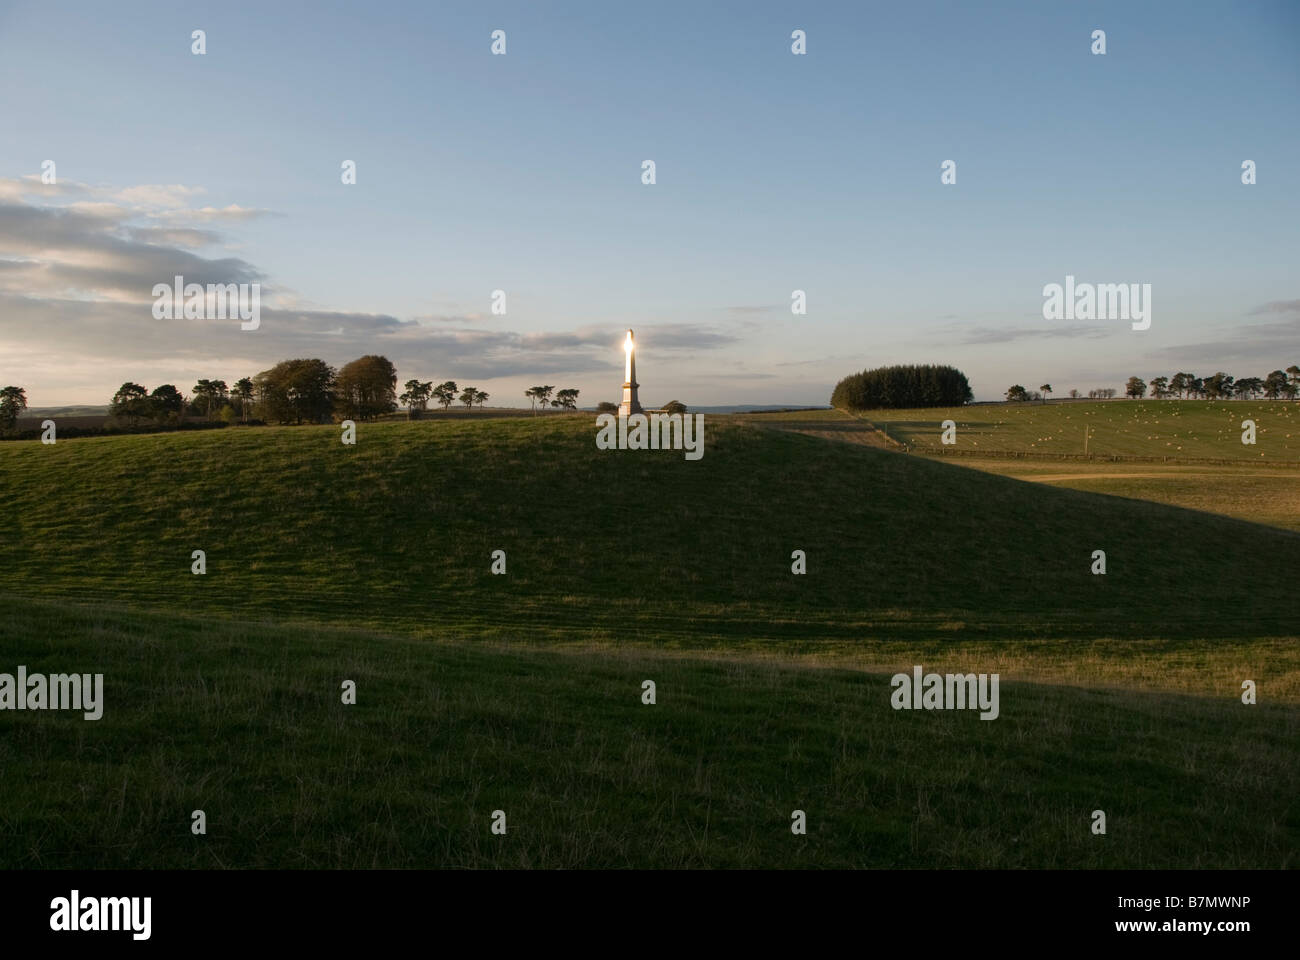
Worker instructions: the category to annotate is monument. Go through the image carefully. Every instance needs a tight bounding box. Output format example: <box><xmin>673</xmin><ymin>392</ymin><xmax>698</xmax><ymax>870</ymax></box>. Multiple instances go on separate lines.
<box><xmin>619</xmin><ymin>329</ymin><xmax>644</xmax><ymax>416</ymax></box>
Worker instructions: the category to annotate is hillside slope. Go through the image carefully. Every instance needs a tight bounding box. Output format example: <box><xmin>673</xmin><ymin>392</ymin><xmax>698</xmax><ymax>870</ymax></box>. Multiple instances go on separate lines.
<box><xmin>1</xmin><ymin>416</ymin><xmax>1297</xmax><ymax>644</ymax></box>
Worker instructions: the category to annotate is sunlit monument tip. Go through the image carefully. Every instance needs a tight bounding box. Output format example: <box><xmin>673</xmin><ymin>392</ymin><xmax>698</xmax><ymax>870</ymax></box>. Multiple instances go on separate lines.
<box><xmin>619</xmin><ymin>328</ymin><xmax>644</xmax><ymax>416</ymax></box>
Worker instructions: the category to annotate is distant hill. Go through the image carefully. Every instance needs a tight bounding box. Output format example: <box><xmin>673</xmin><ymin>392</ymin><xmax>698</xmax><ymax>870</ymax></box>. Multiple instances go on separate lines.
<box><xmin>686</xmin><ymin>404</ymin><xmax>831</xmax><ymax>414</ymax></box>
<box><xmin>608</xmin><ymin>404</ymin><xmax>831</xmax><ymax>414</ymax></box>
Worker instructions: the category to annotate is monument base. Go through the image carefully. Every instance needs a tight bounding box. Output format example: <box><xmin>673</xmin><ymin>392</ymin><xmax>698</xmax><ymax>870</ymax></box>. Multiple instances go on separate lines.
<box><xmin>619</xmin><ymin>380</ymin><xmax>643</xmax><ymax>417</ymax></box>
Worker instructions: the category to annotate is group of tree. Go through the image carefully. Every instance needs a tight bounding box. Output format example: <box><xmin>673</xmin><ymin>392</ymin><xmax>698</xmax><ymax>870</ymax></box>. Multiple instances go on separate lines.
<box><xmin>1006</xmin><ymin>367</ymin><xmax>1300</xmax><ymax>403</ymax></box>
<box><xmin>107</xmin><ymin>378</ymin><xmax>256</xmax><ymax>426</ymax></box>
<box><xmin>253</xmin><ymin>355</ymin><xmax>403</xmax><ymax>424</ymax></box>
<box><xmin>1005</xmin><ymin>384</ymin><xmax>1055</xmax><ymax>403</ymax></box>
<box><xmin>17</xmin><ymin>360</ymin><xmax>684</xmax><ymax>437</ymax></box>
<box><xmin>1127</xmin><ymin>368</ymin><xmax>1300</xmax><ymax>400</ymax></box>
<box><xmin>251</xmin><ymin>359</ymin><xmax>341</xmax><ymax>424</ymax></box>
<box><xmin>397</xmin><ymin>380</ymin><xmax>489</xmax><ymax>418</ymax></box>
<box><xmin>104</xmin><ymin>355</ymin><xmax>398</xmax><ymax>428</ymax></box>
<box><xmin>831</xmin><ymin>364</ymin><xmax>973</xmax><ymax>410</ymax></box>
<box><xmin>101</xmin><ymin>356</ymin><xmax>526</xmax><ymax>428</ymax></box>
<box><xmin>335</xmin><ymin>356</ymin><xmax>401</xmax><ymax>420</ymax></box>
<box><xmin>524</xmin><ymin>385</ymin><xmax>580</xmax><ymax>412</ymax></box>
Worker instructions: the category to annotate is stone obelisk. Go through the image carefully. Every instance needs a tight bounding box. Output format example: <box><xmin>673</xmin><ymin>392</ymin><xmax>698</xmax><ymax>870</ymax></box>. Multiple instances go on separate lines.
<box><xmin>619</xmin><ymin>329</ymin><xmax>644</xmax><ymax>416</ymax></box>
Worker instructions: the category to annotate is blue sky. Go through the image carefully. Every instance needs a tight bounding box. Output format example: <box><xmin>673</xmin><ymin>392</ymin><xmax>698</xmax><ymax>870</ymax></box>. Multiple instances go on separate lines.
<box><xmin>1</xmin><ymin>0</ymin><xmax>1297</xmax><ymax>406</ymax></box>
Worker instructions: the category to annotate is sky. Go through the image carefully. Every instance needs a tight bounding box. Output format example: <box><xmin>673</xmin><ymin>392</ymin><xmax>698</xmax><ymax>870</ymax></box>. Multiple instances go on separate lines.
<box><xmin>0</xmin><ymin>0</ymin><xmax>1297</xmax><ymax>407</ymax></box>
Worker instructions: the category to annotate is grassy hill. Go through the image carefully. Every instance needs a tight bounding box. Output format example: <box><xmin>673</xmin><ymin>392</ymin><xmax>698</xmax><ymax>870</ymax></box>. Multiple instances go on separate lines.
<box><xmin>1</xmin><ymin>414</ymin><xmax>1296</xmax><ymax>644</ymax></box>
<box><xmin>0</xmin><ymin>415</ymin><xmax>1296</xmax><ymax>867</ymax></box>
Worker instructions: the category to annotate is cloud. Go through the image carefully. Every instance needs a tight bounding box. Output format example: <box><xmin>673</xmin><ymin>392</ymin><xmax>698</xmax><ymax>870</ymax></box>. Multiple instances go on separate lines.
<box><xmin>624</xmin><ymin>324</ymin><xmax>740</xmax><ymax>352</ymax></box>
<box><xmin>114</xmin><ymin>184</ymin><xmax>207</xmax><ymax>209</ymax></box>
<box><xmin>155</xmin><ymin>204</ymin><xmax>272</xmax><ymax>223</ymax></box>
<box><xmin>0</xmin><ymin>176</ymin><xmax>93</xmax><ymax>202</ymax></box>
<box><xmin>1143</xmin><ymin>313</ymin><xmax>1300</xmax><ymax>369</ymax></box>
<box><xmin>0</xmin><ymin>201</ymin><xmax>262</xmax><ymax>302</ymax></box>
<box><xmin>63</xmin><ymin>201</ymin><xmax>129</xmax><ymax>219</ymax></box>
<box><xmin>774</xmin><ymin>354</ymin><xmax>856</xmax><ymax>368</ymax></box>
<box><xmin>1247</xmin><ymin>300</ymin><xmax>1300</xmax><ymax>317</ymax></box>
<box><xmin>955</xmin><ymin>324</ymin><xmax>1112</xmax><ymax>345</ymax></box>
<box><xmin>0</xmin><ymin>183</ymin><xmax>740</xmax><ymax>400</ymax></box>
<box><xmin>411</xmin><ymin>313</ymin><xmax>485</xmax><ymax>324</ymax></box>
<box><xmin>0</xmin><ymin>178</ymin><xmax>271</xmax><ymax>224</ymax></box>
<box><xmin>0</xmin><ymin>288</ymin><xmax>739</xmax><ymax>387</ymax></box>
<box><xmin>127</xmin><ymin>225</ymin><xmax>223</xmax><ymax>248</ymax></box>
<box><xmin>725</xmin><ymin>304</ymin><xmax>782</xmax><ymax>315</ymax></box>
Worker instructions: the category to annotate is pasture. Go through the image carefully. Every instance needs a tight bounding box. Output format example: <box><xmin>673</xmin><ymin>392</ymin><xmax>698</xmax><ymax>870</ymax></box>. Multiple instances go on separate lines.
<box><xmin>1</xmin><ymin>414</ymin><xmax>1296</xmax><ymax>867</ymax></box>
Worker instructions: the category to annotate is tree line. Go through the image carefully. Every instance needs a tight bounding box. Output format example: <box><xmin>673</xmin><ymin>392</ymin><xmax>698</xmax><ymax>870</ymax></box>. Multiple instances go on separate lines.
<box><xmin>831</xmin><ymin>364</ymin><xmax>973</xmax><ymax>410</ymax></box>
<box><xmin>523</xmin><ymin>386</ymin><xmax>580</xmax><ymax>413</ymax></box>
<box><xmin>103</xmin><ymin>356</ymin><xmax>394</xmax><ymax>426</ymax></box>
<box><xmin>1128</xmin><ymin>368</ymin><xmax>1300</xmax><ymax>400</ymax></box>
<box><xmin>1</xmin><ymin>354</ymin><xmax>595</xmax><ymax>437</ymax></box>
<box><xmin>1006</xmin><ymin>367</ymin><xmax>1300</xmax><ymax>402</ymax></box>
<box><xmin>394</xmin><ymin>380</ymin><xmax>490</xmax><ymax>419</ymax></box>
<box><xmin>104</xmin><ymin>355</ymin><xmax>483</xmax><ymax>426</ymax></box>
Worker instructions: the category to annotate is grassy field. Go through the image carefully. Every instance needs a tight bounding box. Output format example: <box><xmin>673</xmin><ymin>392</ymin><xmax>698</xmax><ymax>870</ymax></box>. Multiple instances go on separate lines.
<box><xmin>845</xmin><ymin>399</ymin><xmax>1300</xmax><ymax>460</ymax></box>
<box><xmin>739</xmin><ymin>403</ymin><xmax>1300</xmax><ymax>533</ymax></box>
<box><xmin>2</xmin><ymin>595</ymin><xmax>1294</xmax><ymax>869</ymax></box>
<box><xmin>1</xmin><ymin>414</ymin><xmax>1297</xmax><ymax>867</ymax></box>
<box><xmin>937</xmin><ymin>459</ymin><xmax>1300</xmax><ymax>533</ymax></box>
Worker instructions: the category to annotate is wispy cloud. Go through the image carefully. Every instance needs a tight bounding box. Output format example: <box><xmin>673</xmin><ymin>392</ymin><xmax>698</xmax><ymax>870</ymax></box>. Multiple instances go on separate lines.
<box><xmin>114</xmin><ymin>184</ymin><xmax>207</xmax><ymax>209</ymax></box>
<box><xmin>0</xmin><ymin>177</ymin><xmax>273</xmax><ymax>223</ymax></box>
<box><xmin>412</xmin><ymin>313</ymin><xmax>486</xmax><ymax>324</ymax></box>
<box><xmin>1247</xmin><ymin>300</ymin><xmax>1300</xmax><ymax>317</ymax></box>
<box><xmin>955</xmin><ymin>324</ymin><xmax>1111</xmax><ymax>345</ymax></box>
<box><xmin>1143</xmin><ymin>303</ymin><xmax>1300</xmax><ymax>368</ymax></box>
<box><xmin>774</xmin><ymin>354</ymin><xmax>856</xmax><ymax>368</ymax></box>
<box><xmin>724</xmin><ymin>304</ymin><xmax>782</xmax><ymax>315</ymax></box>
<box><xmin>155</xmin><ymin>204</ymin><xmax>272</xmax><ymax>223</ymax></box>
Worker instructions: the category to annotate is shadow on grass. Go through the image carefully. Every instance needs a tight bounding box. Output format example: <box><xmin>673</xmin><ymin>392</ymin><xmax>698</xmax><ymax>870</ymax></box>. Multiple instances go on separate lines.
<box><xmin>0</xmin><ymin>594</ymin><xmax>1295</xmax><ymax>869</ymax></box>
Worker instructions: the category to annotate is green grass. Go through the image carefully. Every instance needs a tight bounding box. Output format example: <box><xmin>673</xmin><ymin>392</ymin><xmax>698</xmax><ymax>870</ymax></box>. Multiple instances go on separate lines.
<box><xmin>934</xmin><ymin>459</ymin><xmax>1300</xmax><ymax>533</ymax></box>
<box><xmin>739</xmin><ymin>402</ymin><xmax>1300</xmax><ymax>533</ymax></box>
<box><xmin>856</xmin><ymin>399</ymin><xmax>1300</xmax><ymax>460</ymax></box>
<box><xmin>2</xmin><ymin>596</ymin><xmax>1294</xmax><ymax>869</ymax></box>
<box><xmin>0</xmin><ymin>415</ymin><xmax>1297</xmax><ymax>868</ymax></box>
<box><xmin>2</xmin><ymin>415</ymin><xmax>1297</xmax><ymax>644</ymax></box>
